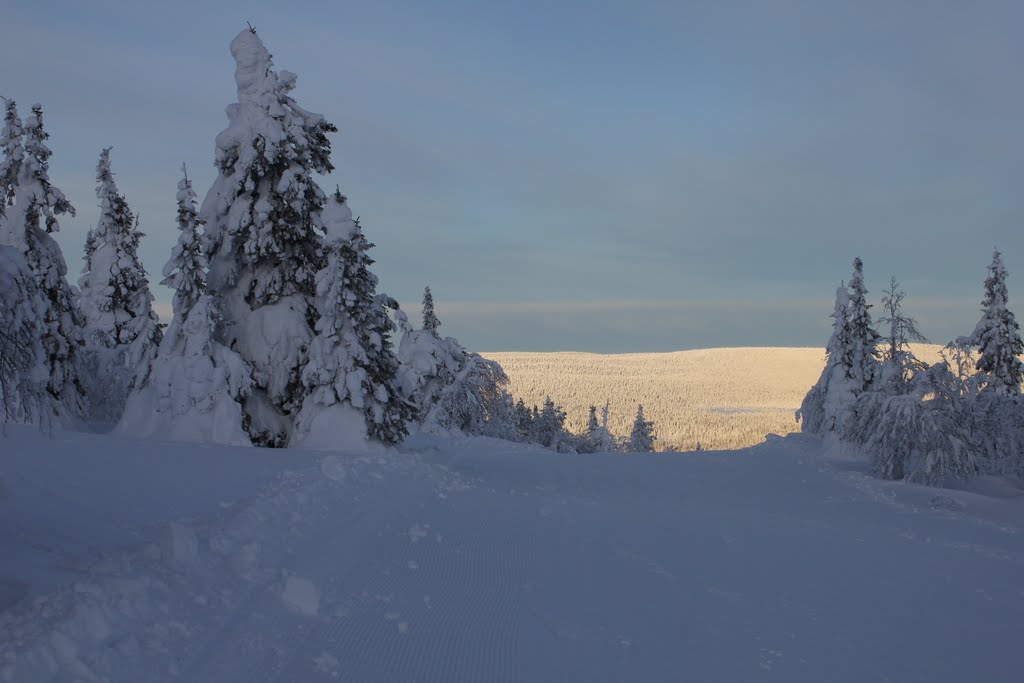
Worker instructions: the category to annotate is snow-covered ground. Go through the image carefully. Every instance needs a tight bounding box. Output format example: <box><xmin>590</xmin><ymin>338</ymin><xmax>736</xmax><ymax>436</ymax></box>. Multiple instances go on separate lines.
<box><xmin>2</xmin><ymin>428</ymin><xmax>1023</xmax><ymax>682</ymax></box>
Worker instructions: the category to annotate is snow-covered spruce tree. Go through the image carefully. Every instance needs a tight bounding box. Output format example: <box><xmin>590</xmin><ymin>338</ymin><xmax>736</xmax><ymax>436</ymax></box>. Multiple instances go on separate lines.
<box><xmin>513</xmin><ymin>398</ymin><xmax>533</xmax><ymax>440</ymax></box>
<box><xmin>0</xmin><ymin>245</ymin><xmax>48</xmax><ymax>428</ymax></box>
<box><xmin>598</xmin><ymin>401</ymin><xmax>620</xmax><ymax>452</ymax></box>
<box><xmin>846</xmin><ymin>257</ymin><xmax>881</xmax><ymax>394</ymax></box>
<box><xmin>969</xmin><ymin>249</ymin><xmax>1023</xmax><ymax>396</ymax></box>
<box><xmin>628</xmin><ymin>404</ymin><xmax>656</xmax><ymax>452</ymax></box>
<box><xmin>576</xmin><ymin>402</ymin><xmax>618</xmax><ymax>453</ymax></box>
<box><xmin>798</xmin><ymin>285</ymin><xmax>854</xmax><ymax>435</ymax></box>
<box><xmin>293</xmin><ymin>192</ymin><xmax>412</xmax><ymax>447</ymax></box>
<box><xmin>396</xmin><ymin>294</ymin><xmax>461</xmax><ymax>418</ymax></box>
<box><xmin>532</xmin><ymin>396</ymin><xmax>571</xmax><ymax>451</ymax></box>
<box><xmin>945</xmin><ymin>252</ymin><xmax>1024</xmax><ymax>476</ymax></box>
<box><xmin>800</xmin><ymin>258</ymin><xmax>882</xmax><ymax>439</ymax></box>
<box><xmin>844</xmin><ymin>276</ymin><xmax>930</xmax><ymax>459</ymax></box>
<box><xmin>0</xmin><ymin>99</ymin><xmax>24</xmax><ymax>225</ymax></box>
<box><xmin>422</xmin><ymin>285</ymin><xmax>440</xmax><ymax>333</ymax></box>
<box><xmin>866</xmin><ymin>363</ymin><xmax>977</xmax><ymax>484</ymax></box>
<box><xmin>422</xmin><ymin>353</ymin><xmax>516</xmax><ymax>439</ymax></box>
<box><xmin>161</xmin><ymin>165</ymin><xmax>206</xmax><ymax>344</ymax></box>
<box><xmin>396</xmin><ymin>286</ymin><xmax>518</xmax><ymax>439</ymax></box>
<box><xmin>117</xmin><ymin>167</ymin><xmax>252</xmax><ymax>445</ymax></box>
<box><xmin>78</xmin><ymin>148</ymin><xmax>161</xmax><ymax>421</ymax></box>
<box><xmin>0</xmin><ymin>102</ymin><xmax>85</xmax><ymax>422</ymax></box>
<box><xmin>200</xmin><ymin>27</ymin><xmax>338</xmax><ymax>445</ymax></box>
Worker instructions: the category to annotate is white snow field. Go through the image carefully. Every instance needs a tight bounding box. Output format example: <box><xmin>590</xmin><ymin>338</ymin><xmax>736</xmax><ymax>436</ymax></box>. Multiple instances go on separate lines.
<box><xmin>2</xmin><ymin>428</ymin><xmax>1023</xmax><ymax>682</ymax></box>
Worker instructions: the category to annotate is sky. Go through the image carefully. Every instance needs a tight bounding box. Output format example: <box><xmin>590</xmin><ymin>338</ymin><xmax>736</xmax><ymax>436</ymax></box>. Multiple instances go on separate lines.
<box><xmin>2</xmin><ymin>0</ymin><xmax>1022</xmax><ymax>352</ymax></box>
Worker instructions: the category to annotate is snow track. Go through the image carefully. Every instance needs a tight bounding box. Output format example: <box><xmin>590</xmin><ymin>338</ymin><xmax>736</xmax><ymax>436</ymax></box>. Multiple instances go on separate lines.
<box><xmin>2</xmin><ymin>431</ymin><xmax>1024</xmax><ymax>681</ymax></box>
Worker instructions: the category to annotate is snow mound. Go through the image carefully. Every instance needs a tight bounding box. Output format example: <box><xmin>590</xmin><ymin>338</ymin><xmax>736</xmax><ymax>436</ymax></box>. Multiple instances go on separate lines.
<box><xmin>280</xmin><ymin>576</ymin><xmax>320</xmax><ymax>617</ymax></box>
<box><xmin>291</xmin><ymin>402</ymin><xmax>371</xmax><ymax>452</ymax></box>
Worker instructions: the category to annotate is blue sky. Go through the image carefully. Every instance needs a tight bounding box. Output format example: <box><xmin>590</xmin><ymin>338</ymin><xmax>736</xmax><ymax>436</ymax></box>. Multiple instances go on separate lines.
<box><xmin>3</xmin><ymin>0</ymin><xmax>1022</xmax><ymax>351</ymax></box>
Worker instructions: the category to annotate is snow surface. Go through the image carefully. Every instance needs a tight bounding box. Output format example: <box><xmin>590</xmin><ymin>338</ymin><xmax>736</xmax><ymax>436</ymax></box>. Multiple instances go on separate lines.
<box><xmin>2</xmin><ymin>428</ymin><xmax>1024</xmax><ymax>681</ymax></box>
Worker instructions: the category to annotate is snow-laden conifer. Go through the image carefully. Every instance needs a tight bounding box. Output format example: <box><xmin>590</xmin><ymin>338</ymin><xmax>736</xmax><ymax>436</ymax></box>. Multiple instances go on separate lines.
<box><xmin>512</xmin><ymin>399</ymin><xmax>532</xmax><ymax>440</ymax></box>
<box><xmin>576</xmin><ymin>402</ymin><xmax>618</xmax><ymax>453</ymax></box>
<box><xmin>117</xmin><ymin>170</ymin><xmax>252</xmax><ymax>446</ymax></box>
<box><xmin>798</xmin><ymin>285</ymin><xmax>854</xmax><ymax>434</ymax></box>
<box><xmin>800</xmin><ymin>258</ymin><xmax>881</xmax><ymax>438</ymax></box>
<box><xmin>846</xmin><ymin>257</ymin><xmax>881</xmax><ymax>394</ymax></box>
<box><xmin>293</xmin><ymin>192</ymin><xmax>412</xmax><ymax>447</ymax></box>
<box><xmin>422</xmin><ymin>286</ymin><xmax>440</xmax><ymax>334</ymax></box>
<box><xmin>0</xmin><ymin>245</ymin><xmax>49</xmax><ymax>427</ymax></box>
<box><xmin>628</xmin><ymin>404</ymin><xmax>656</xmax><ymax>452</ymax></box>
<box><xmin>532</xmin><ymin>397</ymin><xmax>569</xmax><ymax>450</ymax></box>
<box><xmin>78</xmin><ymin>148</ymin><xmax>161</xmax><ymax>421</ymax></box>
<box><xmin>0</xmin><ymin>99</ymin><xmax>24</xmax><ymax>225</ymax></box>
<box><xmin>969</xmin><ymin>249</ymin><xmax>1023</xmax><ymax>395</ymax></box>
<box><xmin>0</xmin><ymin>102</ymin><xmax>85</xmax><ymax>422</ymax></box>
<box><xmin>199</xmin><ymin>27</ymin><xmax>337</xmax><ymax>444</ymax></box>
<box><xmin>866</xmin><ymin>364</ymin><xmax>977</xmax><ymax>484</ymax></box>
<box><xmin>397</xmin><ymin>286</ymin><xmax>517</xmax><ymax>439</ymax></box>
<box><xmin>160</xmin><ymin>165</ymin><xmax>206</xmax><ymax>348</ymax></box>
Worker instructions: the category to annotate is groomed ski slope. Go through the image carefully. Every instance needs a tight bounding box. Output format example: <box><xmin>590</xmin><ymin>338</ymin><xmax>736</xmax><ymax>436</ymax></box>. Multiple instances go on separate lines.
<box><xmin>2</xmin><ymin>428</ymin><xmax>1023</xmax><ymax>682</ymax></box>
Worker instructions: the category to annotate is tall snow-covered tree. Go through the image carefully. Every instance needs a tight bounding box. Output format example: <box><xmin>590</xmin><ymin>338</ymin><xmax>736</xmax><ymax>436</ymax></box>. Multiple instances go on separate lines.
<box><xmin>294</xmin><ymin>192</ymin><xmax>412</xmax><ymax>447</ymax></box>
<box><xmin>798</xmin><ymin>285</ymin><xmax>854</xmax><ymax>434</ymax></box>
<box><xmin>422</xmin><ymin>286</ymin><xmax>440</xmax><ymax>334</ymax></box>
<box><xmin>800</xmin><ymin>259</ymin><xmax>882</xmax><ymax>438</ymax></box>
<box><xmin>846</xmin><ymin>257</ymin><xmax>881</xmax><ymax>393</ymax></box>
<box><xmin>78</xmin><ymin>148</ymin><xmax>161</xmax><ymax>420</ymax></box>
<box><xmin>200</xmin><ymin>27</ymin><xmax>338</xmax><ymax>444</ymax></box>
<box><xmin>628</xmin><ymin>404</ymin><xmax>656</xmax><ymax>452</ymax></box>
<box><xmin>0</xmin><ymin>102</ymin><xmax>85</xmax><ymax>421</ymax></box>
<box><xmin>0</xmin><ymin>99</ymin><xmax>24</xmax><ymax>223</ymax></box>
<box><xmin>969</xmin><ymin>249</ymin><xmax>1023</xmax><ymax>395</ymax></box>
<box><xmin>160</xmin><ymin>165</ymin><xmax>206</xmax><ymax>346</ymax></box>
<box><xmin>0</xmin><ymin>245</ymin><xmax>48</xmax><ymax>427</ymax></box>
<box><xmin>117</xmin><ymin>171</ymin><xmax>252</xmax><ymax>445</ymax></box>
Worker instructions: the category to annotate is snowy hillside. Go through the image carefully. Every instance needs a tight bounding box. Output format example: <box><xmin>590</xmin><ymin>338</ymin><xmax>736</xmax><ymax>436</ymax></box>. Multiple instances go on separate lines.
<box><xmin>486</xmin><ymin>345</ymin><xmax>946</xmax><ymax>451</ymax></box>
<box><xmin>2</xmin><ymin>427</ymin><xmax>1022</xmax><ymax>682</ymax></box>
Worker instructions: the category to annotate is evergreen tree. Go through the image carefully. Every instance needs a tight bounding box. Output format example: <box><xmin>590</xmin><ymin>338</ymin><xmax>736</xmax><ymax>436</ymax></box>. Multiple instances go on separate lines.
<box><xmin>78</xmin><ymin>148</ymin><xmax>161</xmax><ymax>419</ymax></box>
<box><xmin>398</xmin><ymin>286</ymin><xmax>519</xmax><ymax>439</ymax></box>
<box><xmin>200</xmin><ymin>27</ymin><xmax>338</xmax><ymax>443</ymax></box>
<box><xmin>422</xmin><ymin>286</ymin><xmax>440</xmax><ymax>334</ymax></box>
<box><xmin>628</xmin><ymin>404</ymin><xmax>656</xmax><ymax>452</ymax></box>
<box><xmin>798</xmin><ymin>285</ymin><xmax>854</xmax><ymax>434</ymax></box>
<box><xmin>117</xmin><ymin>173</ymin><xmax>251</xmax><ymax>445</ymax></box>
<box><xmin>970</xmin><ymin>249</ymin><xmax>1023</xmax><ymax>395</ymax></box>
<box><xmin>424</xmin><ymin>353</ymin><xmax>515</xmax><ymax>438</ymax></box>
<box><xmin>0</xmin><ymin>245</ymin><xmax>48</xmax><ymax>427</ymax></box>
<box><xmin>513</xmin><ymin>398</ymin><xmax>532</xmax><ymax>439</ymax></box>
<box><xmin>295</xmin><ymin>192</ymin><xmax>412</xmax><ymax>446</ymax></box>
<box><xmin>0</xmin><ymin>102</ymin><xmax>85</xmax><ymax>420</ymax></box>
<box><xmin>846</xmin><ymin>257</ymin><xmax>881</xmax><ymax>393</ymax></box>
<box><xmin>160</xmin><ymin>165</ymin><xmax>207</xmax><ymax>347</ymax></box>
<box><xmin>580</xmin><ymin>401</ymin><xmax>618</xmax><ymax>453</ymax></box>
<box><xmin>533</xmin><ymin>396</ymin><xmax>568</xmax><ymax>449</ymax></box>
<box><xmin>0</xmin><ymin>99</ymin><xmax>24</xmax><ymax>223</ymax></box>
